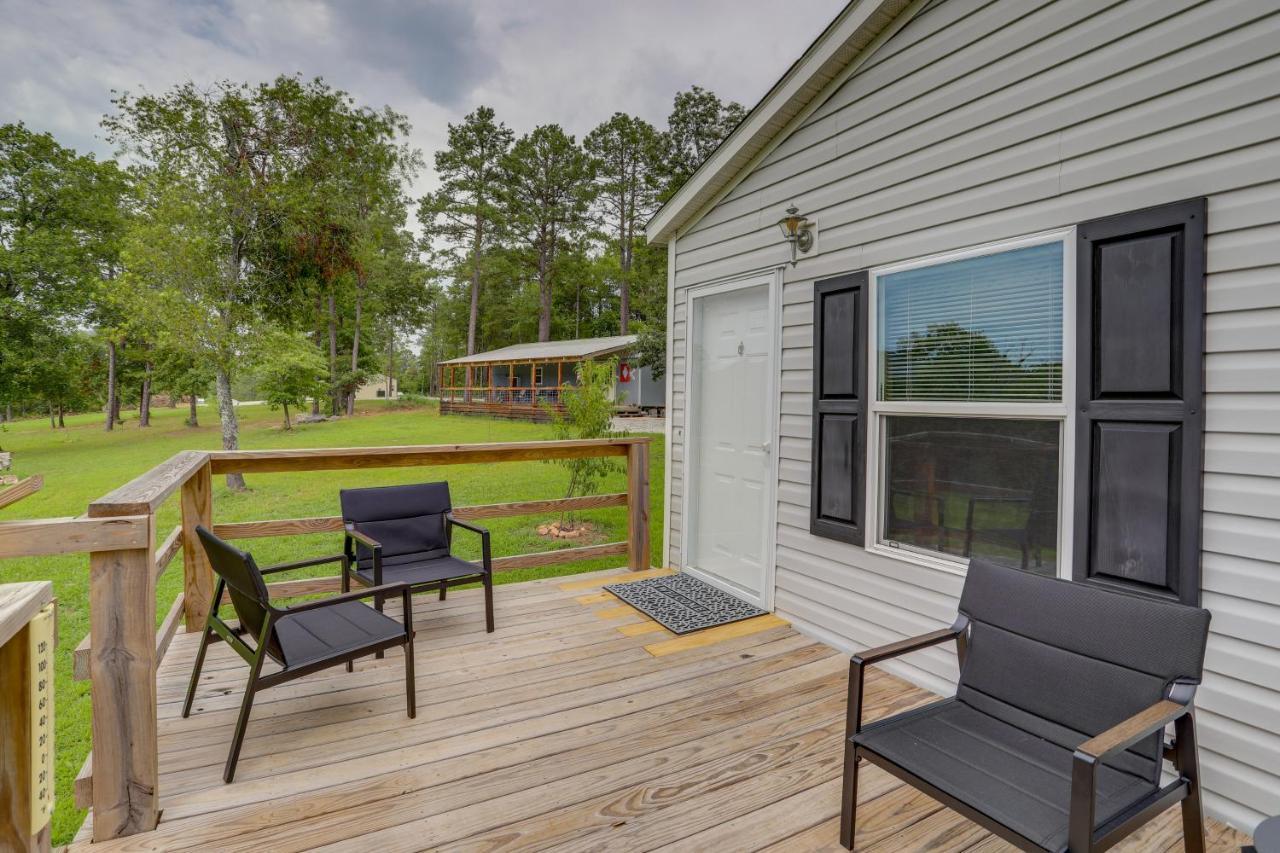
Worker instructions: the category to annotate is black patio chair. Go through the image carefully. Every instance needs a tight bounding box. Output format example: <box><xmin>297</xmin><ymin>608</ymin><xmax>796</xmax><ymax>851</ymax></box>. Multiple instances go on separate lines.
<box><xmin>339</xmin><ymin>482</ymin><xmax>494</xmax><ymax>641</ymax></box>
<box><xmin>841</xmin><ymin>559</ymin><xmax>1211</xmax><ymax>852</ymax></box>
<box><xmin>183</xmin><ymin>525</ymin><xmax>416</xmax><ymax>783</ymax></box>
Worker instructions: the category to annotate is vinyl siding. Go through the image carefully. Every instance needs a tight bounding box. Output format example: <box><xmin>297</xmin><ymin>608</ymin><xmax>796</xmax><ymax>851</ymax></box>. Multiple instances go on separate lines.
<box><xmin>665</xmin><ymin>0</ymin><xmax>1280</xmax><ymax>833</ymax></box>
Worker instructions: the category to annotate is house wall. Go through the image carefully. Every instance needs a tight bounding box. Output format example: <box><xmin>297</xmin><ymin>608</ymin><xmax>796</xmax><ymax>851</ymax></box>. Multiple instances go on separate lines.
<box><xmin>665</xmin><ymin>0</ymin><xmax>1280</xmax><ymax>832</ymax></box>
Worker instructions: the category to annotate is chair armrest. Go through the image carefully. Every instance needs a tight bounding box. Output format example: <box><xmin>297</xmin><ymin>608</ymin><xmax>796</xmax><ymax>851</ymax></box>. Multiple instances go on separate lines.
<box><xmin>281</xmin><ymin>582</ymin><xmax>410</xmax><ymax>615</ymax></box>
<box><xmin>853</xmin><ymin>627</ymin><xmax>962</xmax><ymax>667</ymax></box>
<box><xmin>847</xmin><ymin>625</ymin><xmax>965</xmax><ymax>740</ymax></box>
<box><xmin>1068</xmin><ymin>699</ymin><xmax>1192</xmax><ymax>851</ymax></box>
<box><xmin>446</xmin><ymin>515</ymin><xmax>489</xmax><ymax>537</ymax></box>
<box><xmin>1075</xmin><ymin>699</ymin><xmax>1189</xmax><ymax>762</ymax></box>
<box><xmin>260</xmin><ymin>554</ymin><xmax>345</xmax><ymax>575</ymax></box>
<box><xmin>344</xmin><ymin>524</ymin><xmax>383</xmax><ymax>551</ymax></box>
<box><xmin>447</xmin><ymin>515</ymin><xmax>492</xmax><ymax>572</ymax></box>
<box><xmin>344</xmin><ymin>523</ymin><xmax>383</xmax><ymax>584</ymax></box>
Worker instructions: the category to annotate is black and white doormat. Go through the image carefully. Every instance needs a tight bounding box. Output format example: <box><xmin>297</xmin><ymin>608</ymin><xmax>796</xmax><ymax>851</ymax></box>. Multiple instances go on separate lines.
<box><xmin>604</xmin><ymin>573</ymin><xmax>766</xmax><ymax>635</ymax></box>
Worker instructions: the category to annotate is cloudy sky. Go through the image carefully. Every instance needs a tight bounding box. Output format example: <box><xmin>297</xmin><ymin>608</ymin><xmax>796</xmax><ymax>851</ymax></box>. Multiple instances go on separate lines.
<box><xmin>1</xmin><ymin>0</ymin><xmax>846</xmax><ymax>196</ymax></box>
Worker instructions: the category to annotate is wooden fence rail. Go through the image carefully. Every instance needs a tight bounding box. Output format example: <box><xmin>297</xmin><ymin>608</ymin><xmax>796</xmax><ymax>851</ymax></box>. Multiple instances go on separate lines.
<box><xmin>66</xmin><ymin>436</ymin><xmax>650</xmax><ymax>841</ymax></box>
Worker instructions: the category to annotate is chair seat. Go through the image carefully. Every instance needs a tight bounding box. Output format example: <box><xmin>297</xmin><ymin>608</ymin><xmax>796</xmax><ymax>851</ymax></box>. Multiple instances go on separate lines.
<box><xmin>274</xmin><ymin>600</ymin><xmax>405</xmax><ymax>670</ymax></box>
<box><xmin>354</xmin><ymin>553</ymin><xmax>485</xmax><ymax>588</ymax></box>
<box><xmin>853</xmin><ymin>698</ymin><xmax>1158</xmax><ymax>852</ymax></box>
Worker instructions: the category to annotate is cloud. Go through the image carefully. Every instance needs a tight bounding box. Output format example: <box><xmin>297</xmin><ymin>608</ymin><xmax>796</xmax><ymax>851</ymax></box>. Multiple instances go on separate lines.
<box><xmin>0</xmin><ymin>0</ymin><xmax>847</xmax><ymax>197</ymax></box>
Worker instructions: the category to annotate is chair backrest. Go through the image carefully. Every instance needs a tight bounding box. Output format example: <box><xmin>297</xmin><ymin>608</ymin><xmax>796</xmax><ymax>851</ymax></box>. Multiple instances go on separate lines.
<box><xmin>957</xmin><ymin>560</ymin><xmax>1210</xmax><ymax>783</ymax></box>
<box><xmin>340</xmin><ymin>481</ymin><xmax>453</xmax><ymax>562</ymax></box>
<box><xmin>194</xmin><ymin>525</ymin><xmax>284</xmax><ymax>660</ymax></box>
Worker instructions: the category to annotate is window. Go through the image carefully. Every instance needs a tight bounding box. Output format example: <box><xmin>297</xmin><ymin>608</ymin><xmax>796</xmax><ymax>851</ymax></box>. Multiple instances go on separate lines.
<box><xmin>534</xmin><ymin>365</ymin><xmax>545</xmax><ymax>385</ymax></box>
<box><xmin>868</xmin><ymin>234</ymin><xmax>1071</xmax><ymax>577</ymax></box>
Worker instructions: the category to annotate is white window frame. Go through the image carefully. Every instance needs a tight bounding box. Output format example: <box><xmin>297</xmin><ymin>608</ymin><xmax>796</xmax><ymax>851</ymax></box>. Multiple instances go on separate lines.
<box><xmin>864</xmin><ymin>229</ymin><xmax>1076</xmax><ymax>578</ymax></box>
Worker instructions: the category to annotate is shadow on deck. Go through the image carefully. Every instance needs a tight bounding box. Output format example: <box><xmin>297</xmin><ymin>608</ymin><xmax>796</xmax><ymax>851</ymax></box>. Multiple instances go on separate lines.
<box><xmin>71</xmin><ymin>569</ymin><xmax>1250</xmax><ymax>852</ymax></box>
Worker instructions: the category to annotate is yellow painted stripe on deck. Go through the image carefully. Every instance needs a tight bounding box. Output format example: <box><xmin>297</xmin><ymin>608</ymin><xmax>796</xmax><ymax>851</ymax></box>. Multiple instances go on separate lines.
<box><xmin>595</xmin><ymin>604</ymin><xmax>639</xmax><ymax>620</ymax></box>
<box><xmin>617</xmin><ymin>620</ymin><xmax>669</xmax><ymax>637</ymax></box>
<box><xmin>558</xmin><ymin>568</ymin><xmax>674</xmax><ymax>592</ymax></box>
<box><xmin>575</xmin><ymin>591</ymin><xmax>617</xmax><ymax>605</ymax></box>
<box><xmin>643</xmin><ymin>614</ymin><xmax>789</xmax><ymax>657</ymax></box>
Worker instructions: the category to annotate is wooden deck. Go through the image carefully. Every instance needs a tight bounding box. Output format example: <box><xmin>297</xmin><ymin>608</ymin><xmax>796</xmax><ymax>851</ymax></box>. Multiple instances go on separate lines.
<box><xmin>71</xmin><ymin>569</ymin><xmax>1250</xmax><ymax>852</ymax></box>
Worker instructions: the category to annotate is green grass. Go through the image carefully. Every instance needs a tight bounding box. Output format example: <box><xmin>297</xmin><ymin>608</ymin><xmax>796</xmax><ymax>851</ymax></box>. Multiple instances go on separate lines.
<box><xmin>0</xmin><ymin>399</ymin><xmax>664</xmax><ymax>845</ymax></box>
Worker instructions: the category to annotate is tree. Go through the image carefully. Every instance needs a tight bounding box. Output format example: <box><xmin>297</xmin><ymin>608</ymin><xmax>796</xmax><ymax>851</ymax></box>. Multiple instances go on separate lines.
<box><xmin>545</xmin><ymin>358</ymin><xmax>620</xmax><ymax>530</ymax></box>
<box><xmin>107</xmin><ymin>76</ymin><xmax>384</xmax><ymax>487</ymax></box>
<box><xmin>500</xmin><ymin>124</ymin><xmax>596</xmax><ymax>341</ymax></box>
<box><xmin>0</xmin><ymin>123</ymin><xmax>129</xmax><ymax>427</ymax></box>
<box><xmin>659</xmin><ymin>86</ymin><xmax>746</xmax><ymax>201</ymax></box>
<box><xmin>253</xmin><ymin>329</ymin><xmax>328</xmax><ymax>429</ymax></box>
<box><xmin>584</xmin><ymin>113</ymin><xmax>661</xmax><ymax>334</ymax></box>
<box><xmin>153</xmin><ymin>347</ymin><xmax>214</xmax><ymax>427</ymax></box>
<box><xmin>418</xmin><ymin>107</ymin><xmax>512</xmax><ymax>359</ymax></box>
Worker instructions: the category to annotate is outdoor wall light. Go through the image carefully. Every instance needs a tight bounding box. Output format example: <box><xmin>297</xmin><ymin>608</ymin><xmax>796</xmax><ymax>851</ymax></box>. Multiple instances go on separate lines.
<box><xmin>776</xmin><ymin>204</ymin><xmax>814</xmax><ymax>265</ymax></box>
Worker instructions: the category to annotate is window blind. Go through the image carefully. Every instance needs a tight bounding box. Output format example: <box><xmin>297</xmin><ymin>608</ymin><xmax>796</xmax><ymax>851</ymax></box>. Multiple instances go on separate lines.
<box><xmin>877</xmin><ymin>242</ymin><xmax>1063</xmax><ymax>402</ymax></box>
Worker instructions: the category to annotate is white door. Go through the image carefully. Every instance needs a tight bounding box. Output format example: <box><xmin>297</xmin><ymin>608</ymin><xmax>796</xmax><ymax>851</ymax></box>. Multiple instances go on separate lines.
<box><xmin>686</xmin><ymin>281</ymin><xmax>774</xmax><ymax>605</ymax></box>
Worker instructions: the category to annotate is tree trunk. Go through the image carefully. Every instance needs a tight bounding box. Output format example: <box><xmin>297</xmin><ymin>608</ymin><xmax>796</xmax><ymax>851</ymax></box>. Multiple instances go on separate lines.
<box><xmin>215</xmin><ymin>368</ymin><xmax>246</xmax><ymax>491</ymax></box>
<box><xmin>387</xmin><ymin>334</ymin><xmax>395</xmax><ymax>400</ymax></box>
<box><xmin>347</xmin><ymin>272</ymin><xmax>364</xmax><ymax>417</ymax></box>
<box><xmin>537</xmin><ymin>249</ymin><xmax>553</xmax><ymax>342</ymax></box>
<box><xmin>49</xmin><ymin>402</ymin><xmax>56</xmax><ymax>429</ymax></box>
<box><xmin>619</xmin><ymin>233</ymin><xmax>632</xmax><ymax>335</ymax></box>
<box><xmin>328</xmin><ymin>290</ymin><xmax>339</xmax><ymax>415</ymax></box>
<box><xmin>188</xmin><ymin>392</ymin><xmax>199</xmax><ymax>427</ymax></box>
<box><xmin>104</xmin><ymin>339</ymin><xmax>118</xmax><ymax>431</ymax></box>
<box><xmin>139</xmin><ymin>362</ymin><xmax>152</xmax><ymax>427</ymax></box>
<box><xmin>57</xmin><ymin>403</ymin><xmax>64</xmax><ymax>428</ymax></box>
<box><xmin>282</xmin><ymin>401</ymin><xmax>292</xmax><ymax>430</ymax></box>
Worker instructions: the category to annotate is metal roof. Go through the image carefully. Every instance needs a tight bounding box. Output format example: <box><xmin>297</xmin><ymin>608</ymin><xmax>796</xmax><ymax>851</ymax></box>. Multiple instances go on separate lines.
<box><xmin>438</xmin><ymin>335</ymin><xmax>638</xmax><ymax>366</ymax></box>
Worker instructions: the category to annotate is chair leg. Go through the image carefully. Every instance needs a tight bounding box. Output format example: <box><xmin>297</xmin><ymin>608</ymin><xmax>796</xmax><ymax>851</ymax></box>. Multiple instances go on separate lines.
<box><xmin>483</xmin><ymin>573</ymin><xmax>495</xmax><ymax>633</ymax></box>
<box><xmin>342</xmin><ymin>568</ymin><xmax>355</xmax><ymax>672</ymax></box>
<box><xmin>840</xmin><ymin>742</ymin><xmax>859</xmax><ymax>849</ymax></box>
<box><xmin>439</xmin><ymin>581</ymin><xmax>446</xmax><ymax>601</ymax></box>
<box><xmin>224</xmin><ymin>643</ymin><xmax>267</xmax><ymax>784</ymax></box>
<box><xmin>375</xmin><ymin>591</ymin><xmax>385</xmax><ymax>660</ymax></box>
<box><xmin>1175</xmin><ymin>712</ymin><xmax>1206</xmax><ymax>853</ymax></box>
<box><xmin>404</xmin><ymin>636</ymin><xmax>416</xmax><ymax>719</ymax></box>
<box><xmin>181</xmin><ymin>626</ymin><xmax>214</xmax><ymax>719</ymax></box>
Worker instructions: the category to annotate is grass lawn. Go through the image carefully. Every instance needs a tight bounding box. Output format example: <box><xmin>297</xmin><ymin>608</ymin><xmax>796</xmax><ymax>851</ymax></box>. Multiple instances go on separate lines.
<box><xmin>0</xmin><ymin>399</ymin><xmax>664</xmax><ymax>845</ymax></box>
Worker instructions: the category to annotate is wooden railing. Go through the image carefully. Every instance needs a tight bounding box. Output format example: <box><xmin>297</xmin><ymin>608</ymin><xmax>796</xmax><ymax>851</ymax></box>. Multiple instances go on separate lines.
<box><xmin>63</xmin><ymin>436</ymin><xmax>650</xmax><ymax>841</ymax></box>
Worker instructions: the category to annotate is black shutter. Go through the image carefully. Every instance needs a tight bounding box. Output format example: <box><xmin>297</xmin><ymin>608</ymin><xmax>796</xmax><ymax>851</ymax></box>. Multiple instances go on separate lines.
<box><xmin>811</xmin><ymin>271</ymin><xmax>868</xmax><ymax>545</ymax></box>
<box><xmin>1074</xmin><ymin>198</ymin><xmax>1206</xmax><ymax>605</ymax></box>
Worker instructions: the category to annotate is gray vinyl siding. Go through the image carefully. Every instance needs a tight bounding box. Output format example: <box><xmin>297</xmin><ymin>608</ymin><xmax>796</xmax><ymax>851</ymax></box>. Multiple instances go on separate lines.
<box><xmin>665</xmin><ymin>0</ymin><xmax>1280</xmax><ymax>833</ymax></box>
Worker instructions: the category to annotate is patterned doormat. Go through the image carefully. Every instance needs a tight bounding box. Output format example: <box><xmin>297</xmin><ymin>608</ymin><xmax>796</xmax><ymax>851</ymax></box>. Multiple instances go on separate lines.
<box><xmin>604</xmin><ymin>573</ymin><xmax>766</xmax><ymax>635</ymax></box>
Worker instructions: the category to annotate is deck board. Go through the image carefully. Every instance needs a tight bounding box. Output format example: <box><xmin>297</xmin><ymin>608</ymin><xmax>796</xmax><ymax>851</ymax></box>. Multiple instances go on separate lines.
<box><xmin>70</xmin><ymin>568</ymin><xmax>1252</xmax><ymax>851</ymax></box>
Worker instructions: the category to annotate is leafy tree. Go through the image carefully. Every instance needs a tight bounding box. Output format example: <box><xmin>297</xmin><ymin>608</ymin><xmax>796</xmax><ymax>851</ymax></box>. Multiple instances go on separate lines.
<box><xmin>418</xmin><ymin>107</ymin><xmax>513</xmax><ymax>359</ymax></box>
<box><xmin>546</xmin><ymin>358</ymin><xmax>620</xmax><ymax>530</ymax></box>
<box><xmin>584</xmin><ymin>113</ymin><xmax>660</xmax><ymax>333</ymax></box>
<box><xmin>107</xmin><ymin>76</ymin><xmax>402</xmax><ymax>486</ymax></box>
<box><xmin>0</xmin><ymin>123</ymin><xmax>129</xmax><ymax>425</ymax></box>
<box><xmin>633</xmin><ymin>324</ymin><xmax>666</xmax><ymax>380</ymax></box>
<box><xmin>500</xmin><ymin>124</ymin><xmax>596</xmax><ymax>341</ymax></box>
<box><xmin>659</xmin><ymin>86</ymin><xmax>746</xmax><ymax>201</ymax></box>
<box><xmin>253</xmin><ymin>329</ymin><xmax>328</xmax><ymax>429</ymax></box>
<box><xmin>153</xmin><ymin>347</ymin><xmax>214</xmax><ymax>427</ymax></box>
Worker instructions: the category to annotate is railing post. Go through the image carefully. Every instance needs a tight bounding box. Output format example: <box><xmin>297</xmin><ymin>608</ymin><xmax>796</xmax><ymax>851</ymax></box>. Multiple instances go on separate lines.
<box><xmin>626</xmin><ymin>440</ymin><xmax>651</xmax><ymax>570</ymax></box>
<box><xmin>86</xmin><ymin>513</ymin><xmax>158</xmax><ymax>840</ymax></box>
<box><xmin>180</xmin><ymin>461</ymin><xmax>213</xmax><ymax>631</ymax></box>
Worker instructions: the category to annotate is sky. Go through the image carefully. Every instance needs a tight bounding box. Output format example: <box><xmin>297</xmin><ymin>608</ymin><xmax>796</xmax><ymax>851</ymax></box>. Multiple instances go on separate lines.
<box><xmin>0</xmin><ymin>0</ymin><xmax>847</xmax><ymax>198</ymax></box>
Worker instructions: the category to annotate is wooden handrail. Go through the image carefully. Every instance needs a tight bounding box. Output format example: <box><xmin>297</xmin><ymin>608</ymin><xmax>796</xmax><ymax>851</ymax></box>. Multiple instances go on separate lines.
<box><xmin>0</xmin><ymin>474</ymin><xmax>43</xmax><ymax>511</ymax></box>
<box><xmin>210</xmin><ymin>493</ymin><xmax>629</xmax><ymax>540</ymax></box>
<box><xmin>207</xmin><ymin>437</ymin><xmax>644</xmax><ymax>475</ymax></box>
<box><xmin>88</xmin><ymin>450</ymin><xmax>209</xmax><ymax>516</ymax></box>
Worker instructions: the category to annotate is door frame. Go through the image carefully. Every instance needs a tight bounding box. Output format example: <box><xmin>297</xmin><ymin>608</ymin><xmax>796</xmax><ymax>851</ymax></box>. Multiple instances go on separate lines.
<box><xmin>680</xmin><ymin>268</ymin><xmax>783</xmax><ymax>610</ymax></box>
